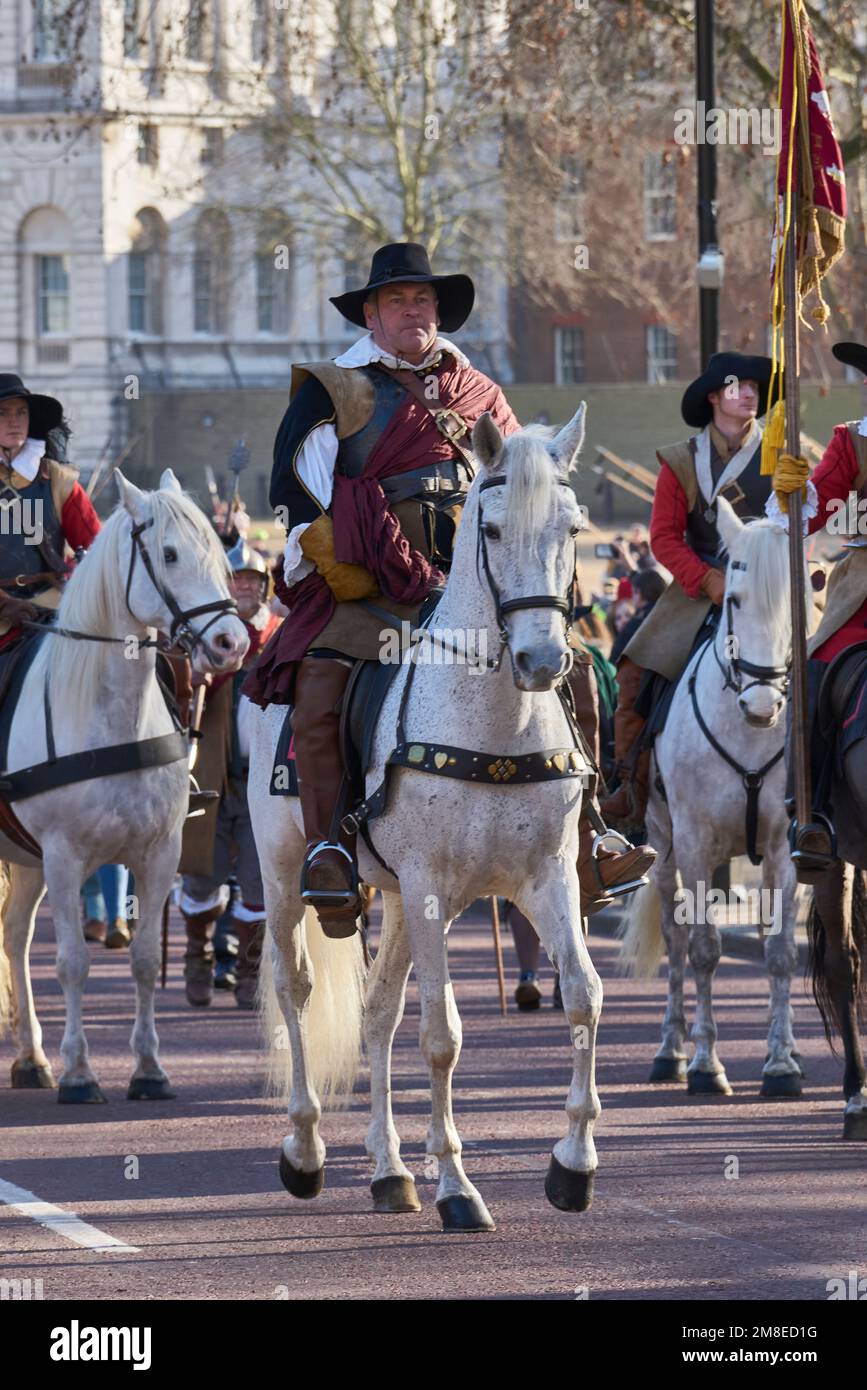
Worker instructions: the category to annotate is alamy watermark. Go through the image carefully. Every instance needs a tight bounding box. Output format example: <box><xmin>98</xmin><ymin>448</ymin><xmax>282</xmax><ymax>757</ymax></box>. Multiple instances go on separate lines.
<box><xmin>674</xmin><ymin>881</ymin><xmax>782</xmax><ymax>934</ymax></box>
<box><xmin>674</xmin><ymin>102</ymin><xmax>781</xmax><ymax>156</ymax></box>
<box><xmin>378</xmin><ymin>622</ymin><xmax>489</xmax><ymax>671</ymax></box>
<box><xmin>0</xmin><ymin>497</ymin><xmax>43</xmax><ymax>545</ymax></box>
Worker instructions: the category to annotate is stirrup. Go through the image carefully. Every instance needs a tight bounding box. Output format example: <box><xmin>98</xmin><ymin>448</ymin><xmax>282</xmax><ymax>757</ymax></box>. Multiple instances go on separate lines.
<box><xmin>788</xmin><ymin>814</ymin><xmax>837</xmax><ymax>878</ymax></box>
<box><xmin>300</xmin><ymin>841</ymin><xmax>359</xmax><ymax>909</ymax></box>
<box><xmin>590</xmin><ymin>829</ymin><xmax>650</xmax><ymax>902</ymax></box>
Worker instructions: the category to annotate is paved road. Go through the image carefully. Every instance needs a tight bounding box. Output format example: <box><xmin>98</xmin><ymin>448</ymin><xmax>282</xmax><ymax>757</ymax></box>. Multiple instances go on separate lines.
<box><xmin>1</xmin><ymin>901</ymin><xmax>865</xmax><ymax>1301</ymax></box>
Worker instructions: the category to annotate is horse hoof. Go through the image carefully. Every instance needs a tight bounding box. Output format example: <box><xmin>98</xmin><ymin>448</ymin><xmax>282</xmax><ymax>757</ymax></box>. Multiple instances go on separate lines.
<box><xmin>11</xmin><ymin>1060</ymin><xmax>56</xmax><ymax>1089</ymax></box>
<box><xmin>761</xmin><ymin>1072</ymin><xmax>802</xmax><ymax>1099</ymax></box>
<box><xmin>127</xmin><ymin>1077</ymin><xmax>176</xmax><ymax>1101</ymax></box>
<box><xmin>843</xmin><ymin>1110</ymin><xmax>867</xmax><ymax>1141</ymax></box>
<box><xmin>436</xmin><ymin>1194</ymin><xmax>496</xmax><ymax>1232</ymax></box>
<box><xmin>648</xmin><ymin>1056</ymin><xmax>687</xmax><ymax>1083</ymax></box>
<box><xmin>371</xmin><ymin>1176</ymin><xmax>421</xmax><ymax>1214</ymax></box>
<box><xmin>58</xmin><ymin>1081</ymin><xmax>107</xmax><ymax>1104</ymax></box>
<box><xmin>279</xmin><ymin>1150</ymin><xmax>324</xmax><ymax>1199</ymax></box>
<box><xmin>687</xmin><ymin>1070</ymin><xmax>732</xmax><ymax>1096</ymax></box>
<box><xmin>544</xmin><ymin>1155</ymin><xmax>595</xmax><ymax>1213</ymax></box>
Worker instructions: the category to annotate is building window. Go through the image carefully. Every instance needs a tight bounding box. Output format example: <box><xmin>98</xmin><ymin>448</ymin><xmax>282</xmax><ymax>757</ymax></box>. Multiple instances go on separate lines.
<box><xmin>251</xmin><ymin>0</ymin><xmax>269</xmax><ymax>63</ymax></box>
<box><xmin>201</xmin><ymin>128</ymin><xmax>223</xmax><ymax>165</ymax></box>
<box><xmin>136</xmin><ymin>124</ymin><xmax>158</xmax><ymax>167</ymax></box>
<box><xmin>553</xmin><ymin>152</ymin><xmax>585</xmax><ymax>244</ymax></box>
<box><xmin>554</xmin><ymin>326</ymin><xmax>585</xmax><ymax>385</ymax></box>
<box><xmin>37</xmin><ymin>255</ymin><xmax>70</xmax><ymax>335</ymax></box>
<box><xmin>193</xmin><ymin>210</ymin><xmax>230</xmax><ymax>334</ymax></box>
<box><xmin>644</xmin><ymin>153</ymin><xmax>677</xmax><ymax>241</ymax></box>
<box><xmin>193</xmin><ymin>254</ymin><xmax>213</xmax><ymax>332</ymax></box>
<box><xmin>123</xmin><ymin>0</ymin><xmax>143</xmax><ymax>59</ymax></box>
<box><xmin>128</xmin><ymin>209</ymin><xmax>166</xmax><ymax>336</ymax></box>
<box><xmin>128</xmin><ymin>253</ymin><xmax>148</xmax><ymax>333</ymax></box>
<box><xmin>34</xmin><ymin>0</ymin><xmax>71</xmax><ymax>60</ymax></box>
<box><xmin>256</xmin><ymin>213</ymin><xmax>292</xmax><ymax>334</ymax></box>
<box><xmin>646</xmin><ymin>325</ymin><xmax>678</xmax><ymax>383</ymax></box>
<box><xmin>185</xmin><ymin>0</ymin><xmax>208</xmax><ymax>62</ymax></box>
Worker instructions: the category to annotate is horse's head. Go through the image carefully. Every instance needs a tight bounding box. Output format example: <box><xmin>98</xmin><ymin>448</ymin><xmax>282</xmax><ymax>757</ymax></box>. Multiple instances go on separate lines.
<box><xmin>114</xmin><ymin>468</ymin><xmax>249</xmax><ymax>674</ymax></box>
<box><xmin>470</xmin><ymin>404</ymin><xmax>586</xmax><ymax>692</ymax></box>
<box><xmin>716</xmin><ymin>499</ymin><xmax>807</xmax><ymax>728</ymax></box>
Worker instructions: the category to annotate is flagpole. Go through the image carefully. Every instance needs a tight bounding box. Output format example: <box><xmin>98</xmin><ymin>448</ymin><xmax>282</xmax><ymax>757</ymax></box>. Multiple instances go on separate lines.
<box><xmin>782</xmin><ymin>197</ymin><xmax>811</xmax><ymax>837</ymax></box>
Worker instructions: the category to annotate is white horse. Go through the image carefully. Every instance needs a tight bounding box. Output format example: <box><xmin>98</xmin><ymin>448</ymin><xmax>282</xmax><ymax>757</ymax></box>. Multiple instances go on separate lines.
<box><xmin>619</xmin><ymin>501</ymin><xmax>811</xmax><ymax>1096</ymax></box>
<box><xmin>0</xmin><ymin>469</ymin><xmax>248</xmax><ymax>1102</ymax></box>
<box><xmin>249</xmin><ymin>405</ymin><xmax>603</xmax><ymax>1232</ymax></box>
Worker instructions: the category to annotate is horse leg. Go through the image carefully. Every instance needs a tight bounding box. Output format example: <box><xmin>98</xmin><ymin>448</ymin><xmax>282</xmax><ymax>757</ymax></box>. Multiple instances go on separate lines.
<box><xmin>681</xmin><ymin>850</ymin><xmax>732</xmax><ymax>1096</ymax></box>
<box><xmin>650</xmin><ymin>851</ymin><xmax>689</xmax><ymax>1084</ymax></box>
<box><xmin>760</xmin><ymin>844</ymin><xmax>802</xmax><ymax>1098</ymax></box>
<box><xmin>516</xmin><ymin>862</ymin><xmax>602</xmax><ymax>1212</ymax></box>
<box><xmin>811</xmin><ymin>862</ymin><xmax>867</xmax><ymax>1139</ymax></box>
<box><xmin>125</xmin><ymin>846</ymin><xmax>177</xmax><ymax>1100</ymax></box>
<box><xmin>271</xmin><ymin>894</ymin><xmax>327</xmax><ymax>1197</ymax></box>
<box><xmin>5</xmin><ymin>865</ymin><xmax>55</xmax><ymax>1089</ymax></box>
<box><xmin>364</xmin><ymin>889</ymin><xmax>420</xmax><ymax>1213</ymax></box>
<box><xmin>400</xmin><ymin>874</ymin><xmax>493</xmax><ymax>1233</ymax></box>
<box><xmin>44</xmin><ymin>854</ymin><xmax>106</xmax><ymax>1104</ymax></box>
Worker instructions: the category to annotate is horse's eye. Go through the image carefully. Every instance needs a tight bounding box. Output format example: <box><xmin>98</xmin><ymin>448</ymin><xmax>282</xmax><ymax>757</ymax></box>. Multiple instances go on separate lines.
<box><xmin>163</xmin><ymin>547</ymin><xmax>178</xmax><ymax>563</ymax></box>
<box><xmin>483</xmin><ymin>523</ymin><xmax>501</xmax><ymax>541</ymax></box>
<box><xmin>569</xmin><ymin>524</ymin><xmax>581</xmax><ymax>538</ymax></box>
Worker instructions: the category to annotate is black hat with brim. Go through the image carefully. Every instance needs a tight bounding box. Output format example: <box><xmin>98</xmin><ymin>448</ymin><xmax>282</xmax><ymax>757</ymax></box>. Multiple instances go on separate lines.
<box><xmin>330</xmin><ymin>242</ymin><xmax>475</xmax><ymax>333</ymax></box>
<box><xmin>832</xmin><ymin>341</ymin><xmax>867</xmax><ymax>377</ymax></box>
<box><xmin>0</xmin><ymin>373</ymin><xmax>63</xmax><ymax>440</ymax></box>
<box><xmin>681</xmin><ymin>352</ymin><xmax>778</xmax><ymax>429</ymax></box>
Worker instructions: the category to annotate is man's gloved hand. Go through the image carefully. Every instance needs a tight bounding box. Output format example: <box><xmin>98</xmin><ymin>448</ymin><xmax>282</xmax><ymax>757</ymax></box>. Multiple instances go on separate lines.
<box><xmin>299</xmin><ymin>515</ymin><xmax>379</xmax><ymax>603</ymax></box>
<box><xmin>772</xmin><ymin>453</ymin><xmax>810</xmax><ymax>514</ymax></box>
<box><xmin>700</xmin><ymin>567</ymin><xmax>726</xmax><ymax>607</ymax></box>
<box><xmin>0</xmin><ymin>591</ymin><xmax>40</xmax><ymax>625</ymax></box>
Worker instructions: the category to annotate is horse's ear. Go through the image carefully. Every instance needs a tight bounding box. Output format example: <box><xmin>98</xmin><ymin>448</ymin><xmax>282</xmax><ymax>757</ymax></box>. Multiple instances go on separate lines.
<box><xmin>716</xmin><ymin>496</ymin><xmax>744</xmax><ymax>552</ymax></box>
<box><xmin>114</xmin><ymin>468</ymin><xmax>147</xmax><ymax>522</ymax></box>
<box><xmin>548</xmin><ymin>402</ymin><xmax>586</xmax><ymax>472</ymax></box>
<box><xmin>472</xmin><ymin>412</ymin><xmax>504</xmax><ymax>473</ymax></box>
<box><xmin>159</xmin><ymin>468</ymin><xmax>183</xmax><ymax>494</ymax></box>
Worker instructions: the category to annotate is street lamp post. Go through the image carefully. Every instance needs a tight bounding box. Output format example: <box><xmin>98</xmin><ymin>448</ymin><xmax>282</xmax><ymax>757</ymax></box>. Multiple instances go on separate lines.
<box><xmin>696</xmin><ymin>0</ymin><xmax>723</xmax><ymax>366</ymax></box>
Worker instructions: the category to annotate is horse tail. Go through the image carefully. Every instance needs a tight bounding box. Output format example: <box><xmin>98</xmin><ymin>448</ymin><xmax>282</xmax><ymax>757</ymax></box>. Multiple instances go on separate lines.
<box><xmin>616</xmin><ymin>877</ymin><xmax>664</xmax><ymax>979</ymax></box>
<box><xmin>808</xmin><ymin>871</ymin><xmax>867</xmax><ymax>1053</ymax></box>
<box><xmin>0</xmin><ymin>864</ymin><xmax>13</xmax><ymax>1037</ymax></box>
<box><xmin>260</xmin><ymin>908</ymin><xmax>366</xmax><ymax>1110</ymax></box>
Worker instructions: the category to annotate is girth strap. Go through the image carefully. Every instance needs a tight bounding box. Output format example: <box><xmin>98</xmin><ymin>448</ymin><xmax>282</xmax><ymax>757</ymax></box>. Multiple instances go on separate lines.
<box><xmin>688</xmin><ymin>641</ymin><xmax>784</xmax><ymax>866</ymax></box>
<box><xmin>0</xmin><ymin>731</ymin><xmax>187</xmax><ymax>802</ymax></box>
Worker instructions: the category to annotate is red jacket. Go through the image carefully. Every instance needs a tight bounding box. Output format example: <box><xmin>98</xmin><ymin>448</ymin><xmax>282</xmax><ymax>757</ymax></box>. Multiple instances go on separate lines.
<box><xmin>806</xmin><ymin>425</ymin><xmax>867</xmax><ymax>662</ymax></box>
<box><xmin>649</xmin><ymin>461</ymin><xmax>712</xmax><ymax>601</ymax></box>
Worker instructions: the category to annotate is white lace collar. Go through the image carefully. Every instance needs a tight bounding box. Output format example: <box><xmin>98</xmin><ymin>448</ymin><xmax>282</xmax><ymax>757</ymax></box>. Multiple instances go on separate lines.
<box><xmin>333</xmin><ymin>332</ymin><xmax>469</xmax><ymax>370</ymax></box>
<box><xmin>1</xmin><ymin>437</ymin><xmax>44</xmax><ymax>483</ymax></box>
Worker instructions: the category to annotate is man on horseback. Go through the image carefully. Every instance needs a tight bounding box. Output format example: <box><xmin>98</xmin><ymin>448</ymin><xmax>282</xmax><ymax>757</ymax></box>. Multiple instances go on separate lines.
<box><xmin>600</xmin><ymin>351</ymin><xmax>778</xmax><ymax>827</ymax></box>
<box><xmin>245</xmin><ymin>241</ymin><xmax>651</xmax><ymax>936</ymax></box>
<box><xmin>0</xmin><ymin>375</ymin><xmax>99</xmax><ymax>641</ymax></box>
<box><xmin>768</xmin><ymin>339</ymin><xmax>867</xmax><ymax>877</ymax></box>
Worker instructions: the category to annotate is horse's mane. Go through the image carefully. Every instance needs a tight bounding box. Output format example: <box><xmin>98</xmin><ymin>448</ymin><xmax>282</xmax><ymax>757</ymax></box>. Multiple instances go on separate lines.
<box><xmin>729</xmin><ymin>518</ymin><xmax>812</xmax><ymax>645</ymax></box>
<box><xmin>32</xmin><ymin>488</ymin><xmax>230</xmax><ymax>720</ymax></box>
<box><xmin>494</xmin><ymin>428</ymin><xmax>570</xmax><ymax>558</ymax></box>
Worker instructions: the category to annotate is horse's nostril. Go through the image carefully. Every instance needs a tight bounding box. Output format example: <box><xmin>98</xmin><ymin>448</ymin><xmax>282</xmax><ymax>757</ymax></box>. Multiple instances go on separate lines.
<box><xmin>514</xmin><ymin>650</ymin><xmax>530</xmax><ymax>674</ymax></box>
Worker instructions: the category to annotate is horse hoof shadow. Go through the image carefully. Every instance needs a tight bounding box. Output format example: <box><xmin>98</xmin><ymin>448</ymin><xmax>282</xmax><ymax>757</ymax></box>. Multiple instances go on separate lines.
<box><xmin>279</xmin><ymin>1150</ymin><xmax>324</xmax><ymax>1199</ymax></box>
<box><xmin>11</xmin><ymin>1061</ymin><xmax>56</xmax><ymax>1089</ymax></box>
<box><xmin>127</xmin><ymin>1077</ymin><xmax>176</xmax><ymax>1101</ymax></box>
<box><xmin>436</xmin><ymin>1193</ymin><xmax>495</xmax><ymax>1232</ymax></box>
<box><xmin>648</xmin><ymin>1057</ymin><xmax>687</xmax><ymax>1083</ymax></box>
<box><xmin>843</xmin><ymin>1111</ymin><xmax>867</xmax><ymax>1141</ymax></box>
<box><xmin>544</xmin><ymin>1155</ymin><xmax>595</xmax><ymax>1213</ymax></box>
<box><xmin>58</xmin><ymin>1081</ymin><xmax>108</xmax><ymax>1104</ymax></box>
<box><xmin>687</xmin><ymin>1070</ymin><xmax>732</xmax><ymax>1096</ymax></box>
<box><xmin>760</xmin><ymin>1073</ymin><xmax>802</xmax><ymax>1099</ymax></box>
<box><xmin>371</xmin><ymin>1175</ymin><xmax>421</xmax><ymax>1213</ymax></box>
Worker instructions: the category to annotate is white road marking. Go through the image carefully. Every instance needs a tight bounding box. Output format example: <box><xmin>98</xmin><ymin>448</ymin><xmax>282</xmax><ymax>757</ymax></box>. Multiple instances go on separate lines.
<box><xmin>0</xmin><ymin>1178</ymin><xmax>140</xmax><ymax>1253</ymax></box>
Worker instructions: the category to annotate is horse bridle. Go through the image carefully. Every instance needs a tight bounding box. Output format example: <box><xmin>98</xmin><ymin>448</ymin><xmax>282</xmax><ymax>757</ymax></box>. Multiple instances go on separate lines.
<box><xmin>474</xmin><ymin>474</ymin><xmax>578</xmax><ymax>677</ymax></box>
<box><xmin>711</xmin><ymin>559</ymin><xmax>791</xmax><ymax>698</ymax></box>
<box><xmin>125</xmin><ymin>517</ymin><xmax>237</xmax><ymax>663</ymax></box>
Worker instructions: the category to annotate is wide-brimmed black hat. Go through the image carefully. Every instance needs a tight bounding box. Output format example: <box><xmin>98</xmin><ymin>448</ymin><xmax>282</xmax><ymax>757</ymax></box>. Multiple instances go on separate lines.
<box><xmin>681</xmin><ymin>352</ymin><xmax>778</xmax><ymax>429</ymax></box>
<box><xmin>832</xmin><ymin>341</ymin><xmax>867</xmax><ymax>377</ymax></box>
<box><xmin>0</xmin><ymin>374</ymin><xmax>63</xmax><ymax>440</ymax></box>
<box><xmin>330</xmin><ymin>242</ymin><xmax>475</xmax><ymax>332</ymax></box>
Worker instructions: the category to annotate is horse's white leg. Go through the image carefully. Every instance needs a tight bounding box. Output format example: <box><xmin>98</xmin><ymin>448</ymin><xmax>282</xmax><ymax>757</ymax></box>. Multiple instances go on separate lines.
<box><xmin>645</xmin><ymin>790</ymin><xmax>690</xmax><ymax>1082</ymax></box>
<box><xmin>760</xmin><ymin>843</ymin><xmax>802</xmax><ymax>1096</ymax></box>
<box><xmin>680</xmin><ymin>846</ymin><xmax>732</xmax><ymax>1095</ymax></box>
<box><xmin>399</xmin><ymin>872</ymin><xmax>494</xmax><ymax>1233</ymax></box>
<box><xmin>364</xmin><ymin>889</ymin><xmax>420</xmax><ymax>1212</ymax></box>
<box><xmin>5</xmin><ymin>864</ymin><xmax>54</xmax><ymax>1089</ymax></box>
<box><xmin>516</xmin><ymin>860</ymin><xmax>602</xmax><ymax>1212</ymax></box>
<box><xmin>271</xmin><ymin>893</ymin><xmax>327</xmax><ymax>1195</ymax></box>
<box><xmin>43</xmin><ymin>851</ymin><xmax>105</xmax><ymax>1103</ymax></box>
<box><xmin>125</xmin><ymin>844</ymin><xmax>178</xmax><ymax>1099</ymax></box>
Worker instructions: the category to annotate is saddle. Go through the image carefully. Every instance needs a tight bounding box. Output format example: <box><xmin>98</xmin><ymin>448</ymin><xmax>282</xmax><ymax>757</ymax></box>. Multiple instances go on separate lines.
<box><xmin>818</xmin><ymin>639</ymin><xmax>867</xmax><ymax>761</ymax></box>
<box><xmin>0</xmin><ymin>627</ymin><xmax>49</xmax><ymax>855</ymax></box>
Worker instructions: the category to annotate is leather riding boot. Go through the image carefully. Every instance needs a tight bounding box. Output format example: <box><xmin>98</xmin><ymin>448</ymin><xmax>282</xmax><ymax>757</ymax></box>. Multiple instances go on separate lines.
<box><xmin>577</xmin><ymin>816</ymin><xmax>657</xmax><ymax>915</ymax></box>
<box><xmin>598</xmin><ymin>657</ymin><xmax>649</xmax><ymax>826</ymax></box>
<box><xmin>292</xmin><ymin>656</ymin><xmax>361</xmax><ymax>939</ymax></box>
<box><xmin>182</xmin><ymin>908</ymin><xmax>218</xmax><ymax>1007</ymax></box>
<box><xmin>233</xmin><ymin>917</ymin><xmax>265</xmax><ymax>1010</ymax></box>
<box><xmin>565</xmin><ymin>649</ymin><xmax>600</xmax><ymax>766</ymax></box>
